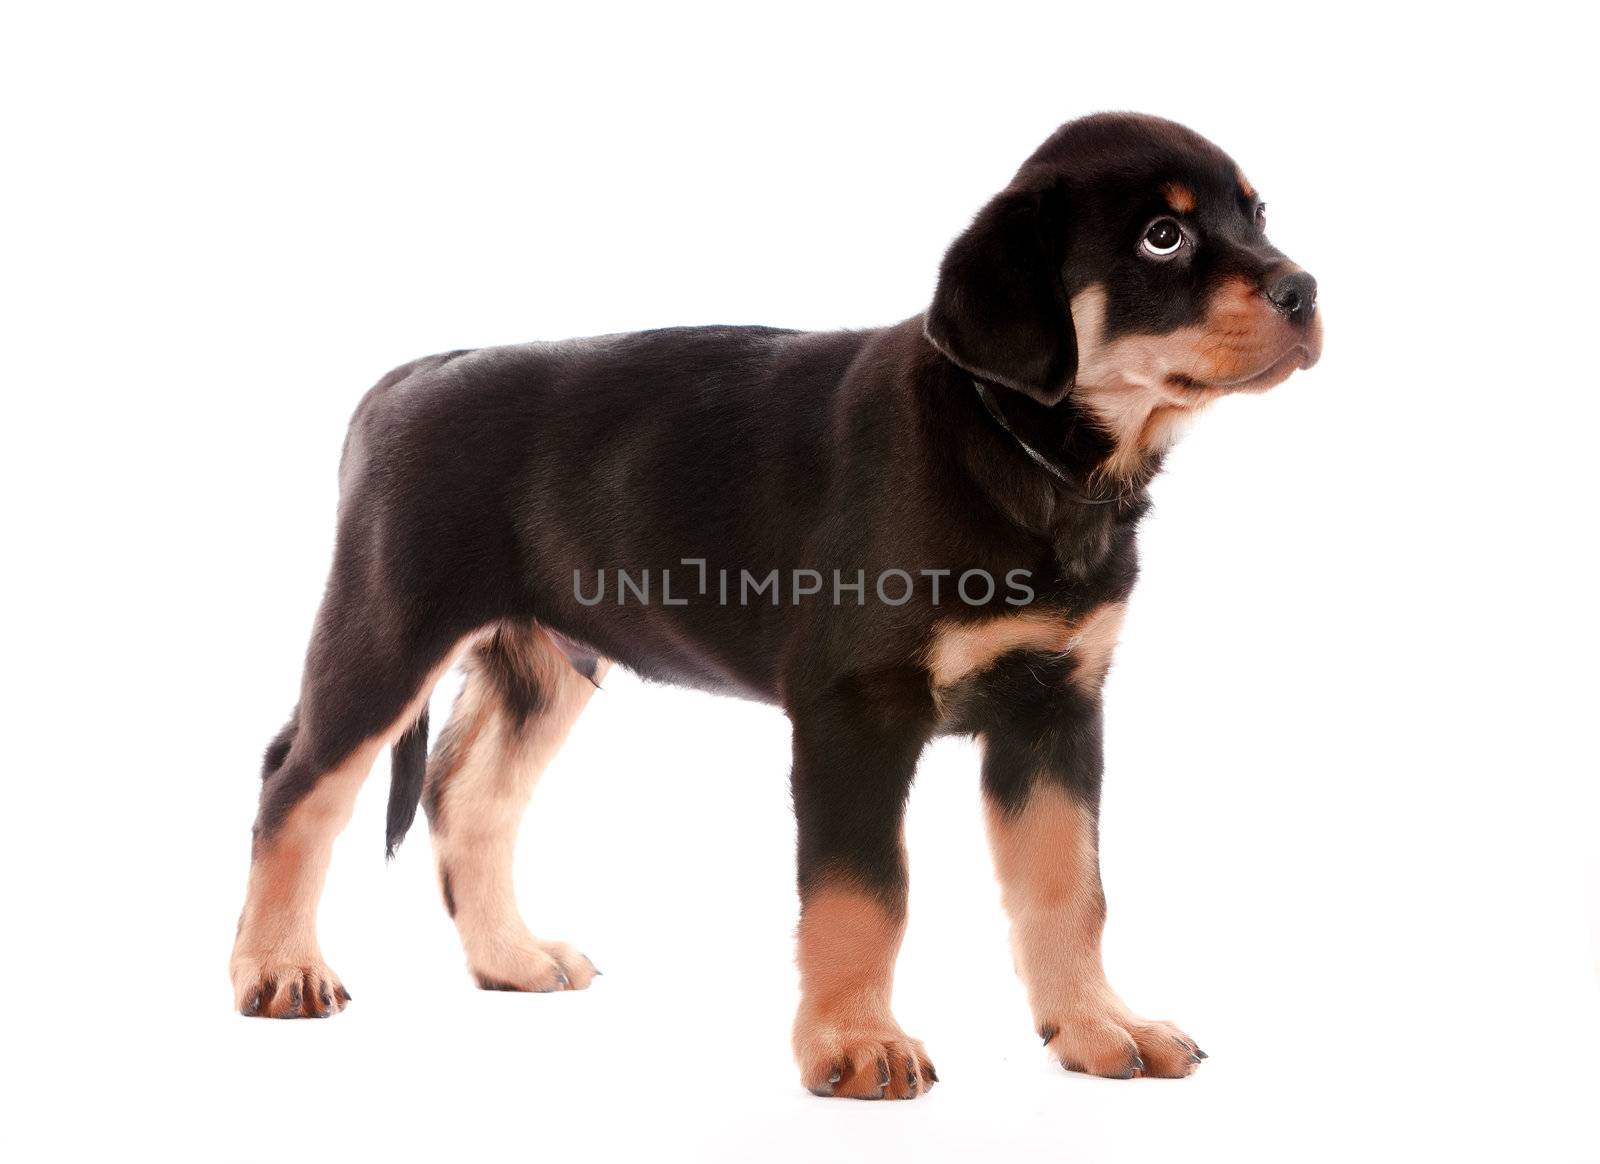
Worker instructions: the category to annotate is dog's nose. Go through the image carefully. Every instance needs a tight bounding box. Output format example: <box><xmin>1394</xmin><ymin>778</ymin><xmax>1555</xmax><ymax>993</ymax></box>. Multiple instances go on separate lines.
<box><xmin>1267</xmin><ymin>270</ymin><xmax>1318</xmax><ymax>324</ymax></box>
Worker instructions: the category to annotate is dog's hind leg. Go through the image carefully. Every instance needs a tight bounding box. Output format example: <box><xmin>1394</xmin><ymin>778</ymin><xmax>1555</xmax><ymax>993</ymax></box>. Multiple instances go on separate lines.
<box><xmin>424</xmin><ymin>623</ymin><xmax>606</xmax><ymax>992</ymax></box>
<box><xmin>230</xmin><ymin>584</ymin><xmax>473</xmax><ymax>1018</ymax></box>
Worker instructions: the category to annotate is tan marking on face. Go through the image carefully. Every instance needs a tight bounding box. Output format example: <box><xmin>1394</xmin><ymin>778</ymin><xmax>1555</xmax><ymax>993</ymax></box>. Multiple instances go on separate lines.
<box><xmin>429</xmin><ymin>625</ymin><xmax>607</xmax><ymax>992</ymax></box>
<box><xmin>1163</xmin><ymin>182</ymin><xmax>1196</xmax><ymax>214</ymax></box>
<box><xmin>1071</xmin><ymin>279</ymin><xmax>1319</xmax><ymax>481</ymax></box>
<box><xmin>1238</xmin><ymin>168</ymin><xmax>1256</xmax><ymax>201</ymax></box>
<box><xmin>984</xmin><ymin>782</ymin><xmax>1201</xmax><ymax>1078</ymax></box>
<box><xmin>230</xmin><ymin>646</ymin><xmax>470</xmax><ymax>1015</ymax></box>
<box><xmin>792</xmin><ymin>886</ymin><xmax>933</xmax><ymax>1098</ymax></box>
<box><xmin>924</xmin><ymin>601</ymin><xmax>1128</xmax><ymax>694</ymax></box>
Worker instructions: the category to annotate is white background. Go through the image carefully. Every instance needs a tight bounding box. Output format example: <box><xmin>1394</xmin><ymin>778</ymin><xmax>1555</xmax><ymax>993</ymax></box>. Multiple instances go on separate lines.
<box><xmin>4</xmin><ymin>3</ymin><xmax>1597</xmax><ymax>1161</ymax></box>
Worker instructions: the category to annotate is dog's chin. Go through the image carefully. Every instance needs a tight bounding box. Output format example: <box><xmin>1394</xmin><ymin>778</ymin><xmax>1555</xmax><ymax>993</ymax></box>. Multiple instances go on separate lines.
<box><xmin>1225</xmin><ymin>346</ymin><xmax>1313</xmax><ymax>394</ymax></box>
<box><xmin>1185</xmin><ymin>327</ymin><xmax>1323</xmax><ymax>398</ymax></box>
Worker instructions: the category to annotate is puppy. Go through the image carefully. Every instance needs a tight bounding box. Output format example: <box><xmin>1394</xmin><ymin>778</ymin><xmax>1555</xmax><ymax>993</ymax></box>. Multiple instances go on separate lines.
<box><xmin>230</xmin><ymin>112</ymin><xmax>1321</xmax><ymax>1098</ymax></box>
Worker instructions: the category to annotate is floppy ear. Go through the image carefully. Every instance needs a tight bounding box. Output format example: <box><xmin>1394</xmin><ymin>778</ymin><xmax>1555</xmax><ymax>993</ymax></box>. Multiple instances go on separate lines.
<box><xmin>924</xmin><ymin>186</ymin><xmax>1077</xmax><ymax>405</ymax></box>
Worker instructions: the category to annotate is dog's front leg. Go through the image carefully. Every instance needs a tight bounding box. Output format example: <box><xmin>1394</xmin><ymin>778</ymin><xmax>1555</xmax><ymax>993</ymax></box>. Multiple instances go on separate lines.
<box><xmin>980</xmin><ymin>667</ymin><xmax>1205</xmax><ymax>1079</ymax></box>
<box><xmin>788</xmin><ymin>681</ymin><xmax>937</xmax><ymax>1100</ymax></box>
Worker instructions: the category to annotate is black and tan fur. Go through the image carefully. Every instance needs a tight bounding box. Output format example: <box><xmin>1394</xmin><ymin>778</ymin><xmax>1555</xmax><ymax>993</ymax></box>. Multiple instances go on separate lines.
<box><xmin>231</xmin><ymin>113</ymin><xmax>1321</xmax><ymax>1096</ymax></box>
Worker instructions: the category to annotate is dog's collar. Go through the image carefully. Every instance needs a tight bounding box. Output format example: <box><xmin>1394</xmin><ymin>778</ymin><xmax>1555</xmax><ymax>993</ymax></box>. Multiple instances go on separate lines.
<box><xmin>971</xmin><ymin>379</ymin><xmax>1128</xmax><ymax>507</ymax></box>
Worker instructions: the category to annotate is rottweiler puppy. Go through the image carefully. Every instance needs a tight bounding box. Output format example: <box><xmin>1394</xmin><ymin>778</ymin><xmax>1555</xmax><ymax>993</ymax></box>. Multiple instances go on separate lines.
<box><xmin>231</xmin><ymin>112</ymin><xmax>1321</xmax><ymax>1099</ymax></box>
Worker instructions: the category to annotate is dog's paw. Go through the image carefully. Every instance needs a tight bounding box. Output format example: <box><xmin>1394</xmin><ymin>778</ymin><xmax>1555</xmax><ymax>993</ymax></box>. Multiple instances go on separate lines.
<box><xmin>470</xmin><ymin>938</ymin><xmax>599</xmax><ymax>993</ymax></box>
<box><xmin>232</xmin><ymin>954</ymin><xmax>350</xmax><ymax>1018</ymax></box>
<box><xmin>1039</xmin><ymin>1010</ymin><xmax>1205</xmax><ymax>1079</ymax></box>
<box><xmin>796</xmin><ymin>1024</ymin><xmax>937</xmax><ymax>1100</ymax></box>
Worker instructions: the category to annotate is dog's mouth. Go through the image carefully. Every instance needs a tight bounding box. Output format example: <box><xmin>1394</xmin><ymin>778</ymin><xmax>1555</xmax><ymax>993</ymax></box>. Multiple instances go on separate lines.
<box><xmin>1208</xmin><ymin>344</ymin><xmax>1315</xmax><ymax>391</ymax></box>
<box><xmin>1172</xmin><ymin>321</ymin><xmax>1323</xmax><ymax>396</ymax></box>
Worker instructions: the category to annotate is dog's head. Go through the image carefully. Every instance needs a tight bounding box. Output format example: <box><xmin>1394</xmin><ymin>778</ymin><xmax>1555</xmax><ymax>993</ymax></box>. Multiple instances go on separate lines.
<box><xmin>926</xmin><ymin>113</ymin><xmax>1322</xmax><ymax>476</ymax></box>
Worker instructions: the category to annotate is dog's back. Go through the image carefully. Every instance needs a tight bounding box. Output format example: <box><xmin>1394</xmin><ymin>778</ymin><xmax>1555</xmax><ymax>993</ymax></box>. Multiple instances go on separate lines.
<box><xmin>337</xmin><ymin>322</ymin><xmax>915</xmax><ymax>697</ymax></box>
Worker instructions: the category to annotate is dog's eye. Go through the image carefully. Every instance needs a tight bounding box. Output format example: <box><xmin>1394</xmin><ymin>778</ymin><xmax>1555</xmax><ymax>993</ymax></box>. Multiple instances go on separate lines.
<box><xmin>1140</xmin><ymin>218</ymin><xmax>1184</xmax><ymax>258</ymax></box>
<box><xmin>1255</xmin><ymin>203</ymin><xmax>1268</xmax><ymax>231</ymax></box>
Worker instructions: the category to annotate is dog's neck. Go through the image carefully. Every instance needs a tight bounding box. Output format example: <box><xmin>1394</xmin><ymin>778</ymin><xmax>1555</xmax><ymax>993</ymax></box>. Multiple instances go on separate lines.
<box><xmin>966</xmin><ymin>375</ymin><xmax>1163</xmax><ymax>507</ymax></box>
<box><xmin>970</xmin><ymin>378</ymin><xmax>1144</xmax><ymax>507</ymax></box>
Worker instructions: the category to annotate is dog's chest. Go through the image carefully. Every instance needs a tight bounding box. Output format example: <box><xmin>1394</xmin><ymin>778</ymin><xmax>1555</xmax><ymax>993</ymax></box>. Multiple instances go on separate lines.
<box><xmin>924</xmin><ymin>599</ymin><xmax>1128</xmax><ymax>697</ymax></box>
<box><xmin>1046</xmin><ymin>502</ymin><xmax>1141</xmax><ymax>585</ymax></box>
<box><xmin>922</xmin><ymin>508</ymin><xmax>1143</xmax><ymax>695</ymax></box>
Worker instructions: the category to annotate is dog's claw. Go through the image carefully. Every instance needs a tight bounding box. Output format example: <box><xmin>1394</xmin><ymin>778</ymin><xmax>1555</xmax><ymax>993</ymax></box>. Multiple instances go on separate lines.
<box><xmin>1040</xmin><ymin>1014</ymin><xmax>1203</xmax><ymax>1078</ymax></box>
<box><xmin>801</xmin><ymin>1045</ymin><xmax>933</xmax><ymax>1100</ymax></box>
<box><xmin>235</xmin><ymin>963</ymin><xmax>351</xmax><ymax>1021</ymax></box>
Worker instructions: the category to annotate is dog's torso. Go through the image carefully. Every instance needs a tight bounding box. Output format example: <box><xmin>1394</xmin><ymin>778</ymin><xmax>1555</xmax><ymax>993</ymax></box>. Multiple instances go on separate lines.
<box><xmin>341</xmin><ymin>317</ymin><xmax>1143</xmax><ymax>713</ymax></box>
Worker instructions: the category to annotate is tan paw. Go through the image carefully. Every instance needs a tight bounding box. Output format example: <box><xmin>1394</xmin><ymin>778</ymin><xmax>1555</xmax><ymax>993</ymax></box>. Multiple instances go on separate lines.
<box><xmin>232</xmin><ymin>954</ymin><xmax>349</xmax><ymax>1019</ymax></box>
<box><xmin>796</xmin><ymin>1025</ymin><xmax>937</xmax><ymax>1100</ymax></box>
<box><xmin>1040</xmin><ymin>1010</ymin><xmax>1205</xmax><ymax>1079</ymax></box>
<box><xmin>470</xmin><ymin>939</ymin><xmax>599</xmax><ymax>993</ymax></box>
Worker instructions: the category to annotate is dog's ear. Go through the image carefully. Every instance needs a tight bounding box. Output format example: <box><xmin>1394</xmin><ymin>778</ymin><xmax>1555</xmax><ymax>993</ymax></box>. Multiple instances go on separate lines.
<box><xmin>924</xmin><ymin>185</ymin><xmax>1076</xmax><ymax>405</ymax></box>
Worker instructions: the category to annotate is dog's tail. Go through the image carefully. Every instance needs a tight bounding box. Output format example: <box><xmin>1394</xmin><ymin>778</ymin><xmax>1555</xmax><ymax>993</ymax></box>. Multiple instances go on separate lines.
<box><xmin>384</xmin><ymin>707</ymin><xmax>430</xmax><ymax>858</ymax></box>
